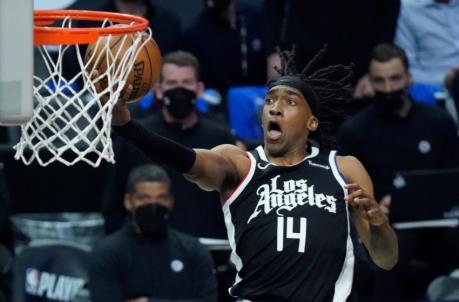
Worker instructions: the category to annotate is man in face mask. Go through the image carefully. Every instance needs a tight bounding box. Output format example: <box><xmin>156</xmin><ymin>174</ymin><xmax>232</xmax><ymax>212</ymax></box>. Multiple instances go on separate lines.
<box><xmin>368</xmin><ymin>45</ymin><xmax>412</xmax><ymax>119</ymax></box>
<box><xmin>155</xmin><ymin>51</ymin><xmax>204</xmax><ymax>127</ymax></box>
<box><xmin>123</xmin><ymin>165</ymin><xmax>174</xmax><ymax>239</ymax></box>
<box><xmin>339</xmin><ymin>43</ymin><xmax>459</xmax><ymax>196</ymax></box>
<box><xmin>90</xmin><ymin>164</ymin><xmax>218</xmax><ymax>302</ymax></box>
<box><xmin>337</xmin><ymin>43</ymin><xmax>459</xmax><ymax>301</ymax></box>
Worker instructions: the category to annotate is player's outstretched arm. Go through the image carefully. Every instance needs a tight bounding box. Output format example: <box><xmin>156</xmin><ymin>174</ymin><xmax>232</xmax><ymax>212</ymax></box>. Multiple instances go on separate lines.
<box><xmin>111</xmin><ymin>87</ymin><xmax>248</xmax><ymax>194</ymax></box>
<box><xmin>337</xmin><ymin>155</ymin><xmax>399</xmax><ymax>270</ymax></box>
<box><xmin>185</xmin><ymin>144</ymin><xmax>249</xmax><ymax>193</ymax></box>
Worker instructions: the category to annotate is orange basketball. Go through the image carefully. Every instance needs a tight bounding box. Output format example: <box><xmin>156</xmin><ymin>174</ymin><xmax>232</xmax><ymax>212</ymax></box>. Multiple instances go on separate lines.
<box><xmin>85</xmin><ymin>30</ymin><xmax>161</xmax><ymax>103</ymax></box>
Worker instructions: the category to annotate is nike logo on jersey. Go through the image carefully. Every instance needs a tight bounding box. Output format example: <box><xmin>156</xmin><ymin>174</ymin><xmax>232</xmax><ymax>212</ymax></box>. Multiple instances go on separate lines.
<box><xmin>247</xmin><ymin>175</ymin><xmax>337</xmax><ymax>223</ymax></box>
<box><xmin>257</xmin><ymin>162</ymin><xmax>273</xmax><ymax>170</ymax></box>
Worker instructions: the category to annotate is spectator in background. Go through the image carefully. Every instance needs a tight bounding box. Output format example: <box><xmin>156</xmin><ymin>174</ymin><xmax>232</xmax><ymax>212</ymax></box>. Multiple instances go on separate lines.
<box><xmin>90</xmin><ymin>164</ymin><xmax>217</xmax><ymax>302</ymax></box>
<box><xmin>338</xmin><ymin>43</ymin><xmax>459</xmax><ymax>197</ymax></box>
<box><xmin>104</xmin><ymin>51</ymin><xmax>236</xmax><ymax>240</ymax></box>
<box><xmin>103</xmin><ymin>0</ymin><xmax>182</xmax><ymax>54</ymax></box>
<box><xmin>183</xmin><ymin>0</ymin><xmax>266</xmax><ymax>113</ymax></box>
<box><xmin>337</xmin><ymin>43</ymin><xmax>459</xmax><ymax>301</ymax></box>
<box><xmin>395</xmin><ymin>0</ymin><xmax>459</xmax><ymax>86</ymax></box>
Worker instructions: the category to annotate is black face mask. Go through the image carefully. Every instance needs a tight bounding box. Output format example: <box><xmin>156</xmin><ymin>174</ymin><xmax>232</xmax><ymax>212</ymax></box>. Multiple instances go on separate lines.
<box><xmin>162</xmin><ymin>87</ymin><xmax>197</xmax><ymax>119</ymax></box>
<box><xmin>133</xmin><ymin>204</ymin><xmax>169</xmax><ymax>238</ymax></box>
<box><xmin>203</xmin><ymin>0</ymin><xmax>231</xmax><ymax>15</ymax></box>
<box><xmin>374</xmin><ymin>89</ymin><xmax>406</xmax><ymax>116</ymax></box>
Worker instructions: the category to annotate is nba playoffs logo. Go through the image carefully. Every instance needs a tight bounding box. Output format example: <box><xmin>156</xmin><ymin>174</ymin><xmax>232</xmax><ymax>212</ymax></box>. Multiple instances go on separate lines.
<box><xmin>25</xmin><ymin>268</ymin><xmax>85</xmax><ymax>301</ymax></box>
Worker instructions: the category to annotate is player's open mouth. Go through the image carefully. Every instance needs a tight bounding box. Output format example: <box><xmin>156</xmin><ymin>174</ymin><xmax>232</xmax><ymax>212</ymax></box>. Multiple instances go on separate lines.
<box><xmin>267</xmin><ymin>121</ymin><xmax>282</xmax><ymax>141</ymax></box>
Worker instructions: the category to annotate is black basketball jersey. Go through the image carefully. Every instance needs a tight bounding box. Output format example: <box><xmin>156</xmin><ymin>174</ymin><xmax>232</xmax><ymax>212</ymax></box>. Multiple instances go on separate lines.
<box><xmin>223</xmin><ymin>146</ymin><xmax>354</xmax><ymax>302</ymax></box>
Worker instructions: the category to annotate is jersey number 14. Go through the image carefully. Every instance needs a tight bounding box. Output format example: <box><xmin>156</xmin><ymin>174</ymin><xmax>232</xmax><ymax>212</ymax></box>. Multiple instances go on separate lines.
<box><xmin>277</xmin><ymin>216</ymin><xmax>307</xmax><ymax>253</ymax></box>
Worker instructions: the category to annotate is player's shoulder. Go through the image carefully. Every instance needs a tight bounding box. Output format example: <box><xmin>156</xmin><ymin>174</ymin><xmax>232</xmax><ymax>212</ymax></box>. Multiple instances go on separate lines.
<box><xmin>211</xmin><ymin>144</ymin><xmax>251</xmax><ymax>178</ymax></box>
<box><xmin>336</xmin><ymin>154</ymin><xmax>363</xmax><ymax>166</ymax></box>
<box><xmin>336</xmin><ymin>155</ymin><xmax>366</xmax><ymax>180</ymax></box>
<box><xmin>211</xmin><ymin>143</ymin><xmax>247</xmax><ymax>157</ymax></box>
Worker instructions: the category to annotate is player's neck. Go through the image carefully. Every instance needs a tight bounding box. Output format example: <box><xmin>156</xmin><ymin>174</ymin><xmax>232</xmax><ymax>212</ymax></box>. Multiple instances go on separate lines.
<box><xmin>162</xmin><ymin>108</ymin><xmax>199</xmax><ymax>130</ymax></box>
<box><xmin>265</xmin><ymin>145</ymin><xmax>309</xmax><ymax>166</ymax></box>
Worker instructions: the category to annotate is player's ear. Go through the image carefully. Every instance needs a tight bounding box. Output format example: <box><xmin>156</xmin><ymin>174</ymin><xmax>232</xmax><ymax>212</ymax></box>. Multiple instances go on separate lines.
<box><xmin>307</xmin><ymin>116</ymin><xmax>319</xmax><ymax>132</ymax></box>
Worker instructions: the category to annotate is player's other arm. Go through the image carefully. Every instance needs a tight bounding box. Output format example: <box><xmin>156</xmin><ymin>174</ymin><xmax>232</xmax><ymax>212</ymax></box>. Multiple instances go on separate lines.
<box><xmin>337</xmin><ymin>155</ymin><xmax>398</xmax><ymax>270</ymax></box>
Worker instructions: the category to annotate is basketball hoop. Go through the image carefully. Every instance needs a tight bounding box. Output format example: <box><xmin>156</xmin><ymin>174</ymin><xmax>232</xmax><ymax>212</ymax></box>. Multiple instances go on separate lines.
<box><xmin>14</xmin><ymin>10</ymin><xmax>155</xmax><ymax>167</ymax></box>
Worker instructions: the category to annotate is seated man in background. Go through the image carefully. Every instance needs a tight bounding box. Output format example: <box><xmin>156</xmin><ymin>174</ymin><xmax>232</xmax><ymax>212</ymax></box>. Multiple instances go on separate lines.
<box><xmin>338</xmin><ymin>43</ymin><xmax>459</xmax><ymax>301</ymax></box>
<box><xmin>338</xmin><ymin>43</ymin><xmax>459</xmax><ymax>198</ymax></box>
<box><xmin>90</xmin><ymin>164</ymin><xmax>217</xmax><ymax>302</ymax></box>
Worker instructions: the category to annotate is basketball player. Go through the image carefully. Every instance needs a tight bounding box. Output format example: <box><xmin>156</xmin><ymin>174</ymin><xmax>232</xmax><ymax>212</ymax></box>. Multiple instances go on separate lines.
<box><xmin>111</xmin><ymin>47</ymin><xmax>398</xmax><ymax>301</ymax></box>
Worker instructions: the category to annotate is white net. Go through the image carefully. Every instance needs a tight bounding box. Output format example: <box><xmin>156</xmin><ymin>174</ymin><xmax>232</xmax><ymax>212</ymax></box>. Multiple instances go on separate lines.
<box><xmin>14</xmin><ymin>17</ymin><xmax>152</xmax><ymax>167</ymax></box>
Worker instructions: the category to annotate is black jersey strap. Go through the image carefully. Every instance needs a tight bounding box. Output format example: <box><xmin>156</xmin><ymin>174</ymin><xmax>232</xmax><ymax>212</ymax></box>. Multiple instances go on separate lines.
<box><xmin>113</xmin><ymin>120</ymin><xmax>196</xmax><ymax>173</ymax></box>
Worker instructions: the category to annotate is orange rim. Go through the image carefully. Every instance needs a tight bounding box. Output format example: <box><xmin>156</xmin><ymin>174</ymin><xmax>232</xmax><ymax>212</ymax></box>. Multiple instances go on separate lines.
<box><xmin>34</xmin><ymin>10</ymin><xmax>149</xmax><ymax>45</ymax></box>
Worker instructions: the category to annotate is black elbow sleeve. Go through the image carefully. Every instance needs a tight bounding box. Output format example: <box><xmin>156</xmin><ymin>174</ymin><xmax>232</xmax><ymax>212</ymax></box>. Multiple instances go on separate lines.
<box><xmin>113</xmin><ymin>121</ymin><xmax>197</xmax><ymax>173</ymax></box>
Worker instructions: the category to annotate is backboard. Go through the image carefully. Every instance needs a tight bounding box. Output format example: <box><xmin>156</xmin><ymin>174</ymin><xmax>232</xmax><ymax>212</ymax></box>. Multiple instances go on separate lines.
<box><xmin>0</xmin><ymin>0</ymin><xmax>33</xmax><ymax>125</ymax></box>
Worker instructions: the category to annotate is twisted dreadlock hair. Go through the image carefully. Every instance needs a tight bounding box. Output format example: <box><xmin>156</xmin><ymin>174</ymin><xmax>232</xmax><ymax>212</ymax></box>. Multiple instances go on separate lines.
<box><xmin>268</xmin><ymin>45</ymin><xmax>354</xmax><ymax>150</ymax></box>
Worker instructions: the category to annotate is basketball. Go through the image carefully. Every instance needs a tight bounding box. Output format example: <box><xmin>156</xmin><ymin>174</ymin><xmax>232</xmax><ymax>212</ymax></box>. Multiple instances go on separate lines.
<box><xmin>84</xmin><ymin>30</ymin><xmax>161</xmax><ymax>103</ymax></box>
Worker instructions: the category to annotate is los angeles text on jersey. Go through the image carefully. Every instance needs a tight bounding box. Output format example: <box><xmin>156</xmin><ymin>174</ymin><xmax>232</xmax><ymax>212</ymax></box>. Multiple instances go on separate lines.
<box><xmin>248</xmin><ymin>174</ymin><xmax>337</xmax><ymax>223</ymax></box>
